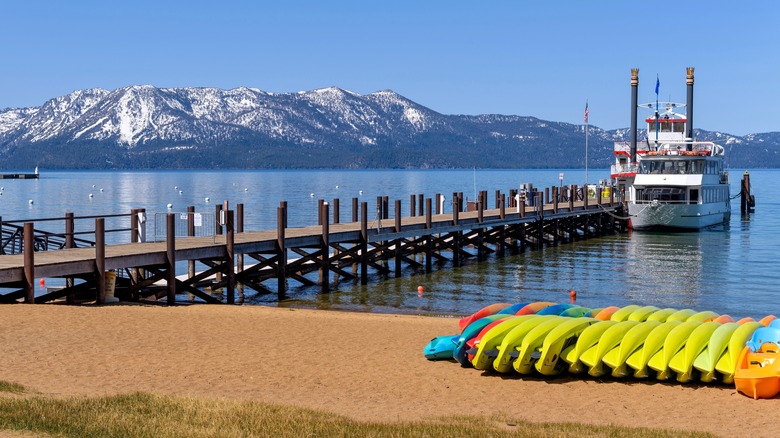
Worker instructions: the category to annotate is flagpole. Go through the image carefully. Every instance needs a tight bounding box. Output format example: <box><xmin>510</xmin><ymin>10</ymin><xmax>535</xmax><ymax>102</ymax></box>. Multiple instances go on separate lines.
<box><xmin>584</xmin><ymin>100</ymin><xmax>589</xmax><ymax>187</ymax></box>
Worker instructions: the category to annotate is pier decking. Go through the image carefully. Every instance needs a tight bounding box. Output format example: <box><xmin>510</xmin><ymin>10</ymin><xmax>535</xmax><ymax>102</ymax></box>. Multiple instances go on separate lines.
<box><xmin>0</xmin><ymin>186</ymin><xmax>627</xmax><ymax>305</ymax></box>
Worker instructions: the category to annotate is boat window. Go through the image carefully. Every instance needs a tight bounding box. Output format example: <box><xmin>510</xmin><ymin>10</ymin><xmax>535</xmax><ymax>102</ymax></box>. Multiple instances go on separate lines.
<box><xmin>672</xmin><ymin>122</ymin><xmax>685</xmax><ymax>133</ymax></box>
<box><xmin>636</xmin><ymin>187</ymin><xmax>686</xmax><ymax>203</ymax></box>
<box><xmin>689</xmin><ymin>189</ymin><xmax>699</xmax><ymax>205</ymax></box>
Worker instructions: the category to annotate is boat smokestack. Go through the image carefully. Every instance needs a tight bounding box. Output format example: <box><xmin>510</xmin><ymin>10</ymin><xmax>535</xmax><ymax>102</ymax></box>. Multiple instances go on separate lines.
<box><xmin>686</xmin><ymin>67</ymin><xmax>694</xmax><ymax>141</ymax></box>
<box><xmin>630</xmin><ymin>68</ymin><xmax>639</xmax><ymax>162</ymax></box>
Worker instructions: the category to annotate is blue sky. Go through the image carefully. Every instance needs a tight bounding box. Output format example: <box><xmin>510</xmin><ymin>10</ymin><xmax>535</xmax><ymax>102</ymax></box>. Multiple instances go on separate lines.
<box><xmin>0</xmin><ymin>1</ymin><xmax>775</xmax><ymax>135</ymax></box>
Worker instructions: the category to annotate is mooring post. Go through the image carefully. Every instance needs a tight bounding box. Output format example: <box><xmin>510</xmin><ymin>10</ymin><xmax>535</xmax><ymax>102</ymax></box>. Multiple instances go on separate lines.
<box><xmin>352</xmin><ymin>197</ymin><xmax>358</xmax><ymax>222</ymax></box>
<box><xmin>95</xmin><ymin>218</ymin><xmax>106</xmax><ymax>304</ymax></box>
<box><xmin>569</xmin><ymin>185</ymin><xmax>575</xmax><ymax>211</ymax></box>
<box><xmin>215</xmin><ymin>204</ymin><xmax>223</xmax><ymax>284</ymax></box>
<box><xmin>226</xmin><ymin>209</ymin><xmax>235</xmax><ymax>304</ymax></box>
<box><xmin>276</xmin><ymin>205</ymin><xmax>287</xmax><ymax>298</ymax></box>
<box><xmin>333</xmin><ymin>198</ymin><xmax>340</xmax><ymax>224</ymax></box>
<box><xmin>410</xmin><ymin>194</ymin><xmax>416</xmax><ymax>217</ymax></box>
<box><xmin>509</xmin><ymin>189</ymin><xmax>517</xmax><ymax>208</ymax></box>
<box><xmin>453</xmin><ymin>194</ymin><xmax>459</xmax><ymax>226</ymax></box>
<box><xmin>237</xmin><ymin>203</ymin><xmax>244</xmax><ymax>278</ymax></box>
<box><xmin>317</xmin><ymin>199</ymin><xmax>324</xmax><ymax>225</ymax></box>
<box><xmin>321</xmin><ymin>202</ymin><xmax>330</xmax><ymax>293</ymax></box>
<box><xmin>498</xmin><ymin>196</ymin><xmax>506</xmax><ymax>256</ymax></box>
<box><xmin>65</xmin><ymin>211</ymin><xmax>75</xmax><ymax>303</ymax></box>
<box><xmin>435</xmin><ymin>193</ymin><xmax>442</xmax><ymax>214</ymax></box>
<box><xmin>418</xmin><ymin>193</ymin><xmax>424</xmax><ymax>216</ymax></box>
<box><xmin>520</xmin><ymin>195</ymin><xmax>526</xmax><ymax>218</ymax></box>
<box><xmin>458</xmin><ymin>192</ymin><xmax>464</xmax><ymax>212</ymax></box>
<box><xmin>166</xmin><ymin>213</ymin><xmax>176</xmax><ymax>305</ymax></box>
<box><xmin>425</xmin><ymin>198</ymin><xmax>433</xmax><ymax>272</ymax></box>
<box><xmin>584</xmin><ymin>184</ymin><xmax>589</xmax><ymax>210</ymax></box>
<box><xmin>499</xmin><ymin>194</ymin><xmax>506</xmax><ymax>219</ymax></box>
<box><xmin>376</xmin><ymin>196</ymin><xmax>382</xmax><ymax>221</ymax></box>
<box><xmin>23</xmin><ymin>222</ymin><xmax>34</xmax><ymax>304</ymax></box>
<box><xmin>382</xmin><ymin>196</ymin><xmax>389</xmax><ymax>220</ymax></box>
<box><xmin>187</xmin><ymin>206</ymin><xmax>195</xmax><ymax>280</ymax></box>
<box><xmin>360</xmin><ymin>202</ymin><xmax>368</xmax><ymax>285</ymax></box>
<box><xmin>395</xmin><ymin>199</ymin><xmax>402</xmax><ymax>276</ymax></box>
<box><xmin>478</xmin><ymin>198</ymin><xmax>484</xmax><ymax>223</ymax></box>
<box><xmin>553</xmin><ymin>186</ymin><xmax>559</xmax><ymax>214</ymax></box>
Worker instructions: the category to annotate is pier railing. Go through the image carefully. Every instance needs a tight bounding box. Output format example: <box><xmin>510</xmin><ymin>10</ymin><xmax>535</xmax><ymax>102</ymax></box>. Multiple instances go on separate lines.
<box><xmin>0</xmin><ymin>212</ymin><xmax>136</xmax><ymax>255</ymax></box>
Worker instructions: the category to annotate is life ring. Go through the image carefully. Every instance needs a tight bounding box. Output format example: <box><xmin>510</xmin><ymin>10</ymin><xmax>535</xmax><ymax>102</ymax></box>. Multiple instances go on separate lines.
<box><xmin>587</xmin><ymin>187</ymin><xmax>596</xmax><ymax>199</ymax></box>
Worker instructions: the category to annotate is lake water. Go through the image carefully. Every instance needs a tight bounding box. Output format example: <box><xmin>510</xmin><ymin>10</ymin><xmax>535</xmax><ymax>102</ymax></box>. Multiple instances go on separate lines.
<box><xmin>1</xmin><ymin>168</ymin><xmax>776</xmax><ymax>320</ymax></box>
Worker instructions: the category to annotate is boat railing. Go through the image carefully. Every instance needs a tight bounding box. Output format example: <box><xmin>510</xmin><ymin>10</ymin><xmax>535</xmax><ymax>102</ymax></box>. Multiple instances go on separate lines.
<box><xmin>613</xmin><ymin>141</ymin><xmax>649</xmax><ymax>155</ymax></box>
<box><xmin>611</xmin><ymin>163</ymin><xmax>639</xmax><ymax>176</ymax></box>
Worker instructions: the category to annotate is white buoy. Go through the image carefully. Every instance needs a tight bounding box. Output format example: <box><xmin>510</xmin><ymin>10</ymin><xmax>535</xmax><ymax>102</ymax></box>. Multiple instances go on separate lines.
<box><xmin>100</xmin><ymin>188</ymin><xmax>104</xmax><ymax>192</ymax></box>
<box><xmin>244</xmin><ymin>188</ymin><xmax>248</xmax><ymax>191</ymax></box>
<box><xmin>28</xmin><ymin>199</ymin><xmax>34</xmax><ymax>205</ymax></box>
<box><xmin>336</xmin><ymin>185</ymin><xmax>339</xmax><ymax>189</ymax></box>
<box><xmin>310</xmin><ymin>193</ymin><xmax>314</xmax><ymax>197</ymax></box>
<box><xmin>174</xmin><ymin>186</ymin><xmax>178</xmax><ymax>190</ymax></box>
<box><xmin>205</xmin><ymin>197</ymin><xmax>210</xmax><ymax>202</ymax></box>
<box><xmin>179</xmin><ymin>190</ymin><xmax>183</xmax><ymax>195</ymax></box>
<box><xmin>92</xmin><ymin>184</ymin><xmax>96</xmax><ymax>188</ymax></box>
<box><xmin>167</xmin><ymin>203</ymin><xmax>173</xmax><ymax>209</ymax></box>
<box><xmin>359</xmin><ymin>190</ymin><xmax>363</xmax><ymax>195</ymax></box>
<box><xmin>89</xmin><ymin>193</ymin><xmax>93</xmax><ymax>198</ymax></box>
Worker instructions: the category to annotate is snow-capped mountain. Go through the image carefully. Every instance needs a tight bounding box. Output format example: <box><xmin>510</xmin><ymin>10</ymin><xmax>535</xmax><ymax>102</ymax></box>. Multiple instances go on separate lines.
<box><xmin>0</xmin><ymin>86</ymin><xmax>776</xmax><ymax>168</ymax></box>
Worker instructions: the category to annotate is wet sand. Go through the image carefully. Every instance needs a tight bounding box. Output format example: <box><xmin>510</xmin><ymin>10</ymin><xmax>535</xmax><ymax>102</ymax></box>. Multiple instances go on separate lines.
<box><xmin>0</xmin><ymin>305</ymin><xmax>774</xmax><ymax>436</ymax></box>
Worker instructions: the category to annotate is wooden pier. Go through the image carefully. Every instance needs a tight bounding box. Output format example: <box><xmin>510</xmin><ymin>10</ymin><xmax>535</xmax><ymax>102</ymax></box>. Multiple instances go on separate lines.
<box><xmin>0</xmin><ymin>184</ymin><xmax>627</xmax><ymax>305</ymax></box>
<box><xmin>0</xmin><ymin>173</ymin><xmax>39</xmax><ymax>179</ymax></box>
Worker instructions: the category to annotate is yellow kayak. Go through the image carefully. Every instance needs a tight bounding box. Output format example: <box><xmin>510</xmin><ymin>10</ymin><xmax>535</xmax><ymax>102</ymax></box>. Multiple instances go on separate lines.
<box><xmin>666</xmin><ymin>309</ymin><xmax>696</xmax><ymax>322</ymax></box>
<box><xmin>535</xmin><ymin>317</ymin><xmax>597</xmax><ymax>376</ymax></box>
<box><xmin>686</xmin><ymin>310</ymin><xmax>720</xmax><ymax>323</ymax></box>
<box><xmin>668</xmin><ymin>321</ymin><xmax>722</xmax><ymax>382</ymax></box>
<box><xmin>645</xmin><ymin>308</ymin><xmax>678</xmax><ymax>323</ymax></box>
<box><xmin>580</xmin><ymin>320</ymin><xmax>640</xmax><ymax>377</ymax></box>
<box><xmin>692</xmin><ymin>322</ymin><xmax>740</xmax><ymax>383</ymax></box>
<box><xmin>513</xmin><ymin>317</ymin><xmax>567</xmax><ymax>374</ymax></box>
<box><xmin>471</xmin><ymin>315</ymin><xmax>535</xmax><ymax>371</ymax></box>
<box><xmin>609</xmin><ymin>305</ymin><xmax>642</xmax><ymax>322</ymax></box>
<box><xmin>562</xmin><ymin>320</ymin><xmax>619</xmax><ymax>374</ymax></box>
<box><xmin>715</xmin><ymin>321</ymin><xmax>763</xmax><ymax>384</ymax></box>
<box><xmin>602</xmin><ymin>320</ymin><xmax>662</xmax><ymax>378</ymax></box>
<box><xmin>626</xmin><ymin>320</ymin><xmax>682</xmax><ymax>378</ymax></box>
<box><xmin>627</xmin><ymin>306</ymin><xmax>661</xmax><ymax>322</ymax></box>
<box><xmin>492</xmin><ymin>315</ymin><xmax>555</xmax><ymax>373</ymax></box>
<box><xmin>647</xmin><ymin>320</ymin><xmax>703</xmax><ymax>380</ymax></box>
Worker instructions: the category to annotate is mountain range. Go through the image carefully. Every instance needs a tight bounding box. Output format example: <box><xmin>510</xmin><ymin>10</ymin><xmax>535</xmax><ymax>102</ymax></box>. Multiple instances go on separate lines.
<box><xmin>0</xmin><ymin>85</ymin><xmax>777</xmax><ymax>169</ymax></box>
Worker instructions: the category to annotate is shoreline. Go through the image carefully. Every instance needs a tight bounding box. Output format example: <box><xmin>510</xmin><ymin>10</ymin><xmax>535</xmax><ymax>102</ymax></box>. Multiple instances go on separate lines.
<box><xmin>0</xmin><ymin>304</ymin><xmax>776</xmax><ymax>437</ymax></box>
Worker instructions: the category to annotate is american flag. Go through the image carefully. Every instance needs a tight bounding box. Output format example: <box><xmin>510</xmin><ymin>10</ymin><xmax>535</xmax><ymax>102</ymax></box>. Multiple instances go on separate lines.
<box><xmin>584</xmin><ymin>101</ymin><xmax>589</xmax><ymax>123</ymax></box>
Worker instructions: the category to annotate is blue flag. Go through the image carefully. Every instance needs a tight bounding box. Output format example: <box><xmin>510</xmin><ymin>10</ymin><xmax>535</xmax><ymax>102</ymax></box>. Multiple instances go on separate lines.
<box><xmin>655</xmin><ymin>75</ymin><xmax>660</xmax><ymax>96</ymax></box>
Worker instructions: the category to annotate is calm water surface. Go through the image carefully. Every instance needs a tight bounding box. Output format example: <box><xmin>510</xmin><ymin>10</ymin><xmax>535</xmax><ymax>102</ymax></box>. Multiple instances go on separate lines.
<box><xmin>1</xmin><ymin>168</ymin><xmax>776</xmax><ymax>319</ymax></box>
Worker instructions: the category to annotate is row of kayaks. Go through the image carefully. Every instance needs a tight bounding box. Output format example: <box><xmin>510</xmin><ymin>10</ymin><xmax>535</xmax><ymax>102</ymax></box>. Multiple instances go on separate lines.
<box><xmin>424</xmin><ymin>302</ymin><xmax>780</xmax><ymax>399</ymax></box>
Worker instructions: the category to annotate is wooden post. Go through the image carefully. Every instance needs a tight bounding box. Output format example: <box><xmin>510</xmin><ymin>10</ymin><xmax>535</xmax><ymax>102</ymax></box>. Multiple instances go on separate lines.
<box><xmin>435</xmin><ymin>193</ymin><xmax>442</xmax><ymax>214</ymax></box>
<box><xmin>352</xmin><ymin>197</ymin><xmax>358</xmax><ymax>222</ymax></box>
<box><xmin>410</xmin><ymin>194</ymin><xmax>416</xmax><ymax>217</ymax></box>
<box><xmin>277</xmin><ymin>205</ymin><xmax>287</xmax><ymax>299</ymax></box>
<box><xmin>520</xmin><ymin>195</ymin><xmax>525</xmax><ymax>218</ymax></box>
<box><xmin>360</xmin><ymin>202</ymin><xmax>368</xmax><ymax>285</ymax></box>
<box><xmin>321</xmin><ymin>202</ymin><xmax>330</xmax><ymax>293</ymax></box>
<box><xmin>509</xmin><ymin>189</ymin><xmax>517</xmax><ymax>208</ymax></box>
<box><xmin>226</xmin><ymin>210</ymin><xmax>235</xmax><ymax>304</ymax></box>
<box><xmin>333</xmin><ymin>198</ymin><xmax>340</xmax><ymax>224</ymax></box>
<box><xmin>458</xmin><ymin>192</ymin><xmax>464</xmax><ymax>212</ymax></box>
<box><xmin>215</xmin><ymin>204</ymin><xmax>223</xmax><ymax>284</ymax></box>
<box><xmin>499</xmin><ymin>194</ymin><xmax>506</xmax><ymax>219</ymax></box>
<box><xmin>453</xmin><ymin>194</ymin><xmax>459</xmax><ymax>225</ymax></box>
<box><xmin>478</xmin><ymin>198</ymin><xmax>484</xmax><ymax>223</ymax></box>
<box><xmin>395</xmin><ymin>200</ymin><xmax>402</xmax><ymax>276</ymax></box>
<box><xmin>65</xmin><ymin>211</ymin><xmax>75</xmax><ymax>303</ymax></box>
<box><xmin>569</xmin><ymin>184</ymin><xmax>575</xmax><ymax>211</ymax></box>
<box><xmin>165</xmin><ymin>213</ymin><xmax>176</xmax><ymax>305</ymax></box>
<box><xmin>187</xmin><ymin>206</ymin><xmax>195</xmax><ymax>280</ymax></box>
<box><xmin>425</xmin><ymin>198</ymin><xmax>432</xmax><ymax>272</ymax></box>
<box><xmin>376</xmin><ymin>196</ymin><xmax>383</xmax><ymax>221</ymax></box>
<box><xmin>237</xmin><ymin>203</ymin><xmax>244</xmax><ymax>276</ymax></box>
<box><xmin>23</xmin><ymin>222</ymin><xmax>34</xmax><ymax>304</ymax></box>
<box><xmin>95</xmin><ymin>218</ymin><xmax>106</xmax><ymax>304</ymax></box>
<box><xmin>418</xmin><ymin>193</ymin><xmax>424</xmax><ymax>216</ymax></box>
<box><xmin>583</xmin><ymin>184</ymin><xmax>589</xmax><ymax>210</ymax></box>
<box><xmin>553</xmin><ymin>186</ymin><xmax>559</xmax><ymax>214</ymax></box>
<box><xmin>317</xmin><ymin>199</ymin><xmax>324</xmax><ymax>225</ymax></box>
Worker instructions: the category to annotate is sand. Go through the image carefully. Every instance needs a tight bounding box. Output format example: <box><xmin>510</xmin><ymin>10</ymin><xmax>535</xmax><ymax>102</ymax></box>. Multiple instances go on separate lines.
<box><xmin>0</xmin><ymin>304</ymin><xmax>775</xmax><ymax>437</ymax></box>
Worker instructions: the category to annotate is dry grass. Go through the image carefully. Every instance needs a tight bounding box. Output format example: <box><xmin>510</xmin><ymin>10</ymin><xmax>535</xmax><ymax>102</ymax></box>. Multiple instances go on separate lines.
<box><xmin>0</xmin><ymin>382</ymin><xmax>713</xmax><ymax>438</ymax></box>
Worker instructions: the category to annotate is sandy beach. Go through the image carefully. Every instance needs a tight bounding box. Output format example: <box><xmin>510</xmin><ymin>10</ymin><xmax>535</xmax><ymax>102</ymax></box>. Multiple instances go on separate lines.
<box><xmin>0</xmin><ymin>304</ymin><xmax>776</xmax><ymax>437</ymax></box>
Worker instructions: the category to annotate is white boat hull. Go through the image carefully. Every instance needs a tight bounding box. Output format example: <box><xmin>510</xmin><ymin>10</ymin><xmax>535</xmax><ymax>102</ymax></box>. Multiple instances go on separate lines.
<box><xmin>628</xmin><ymin>202</ymin><xmax>730</xmax><ymax>230</ymax></box>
